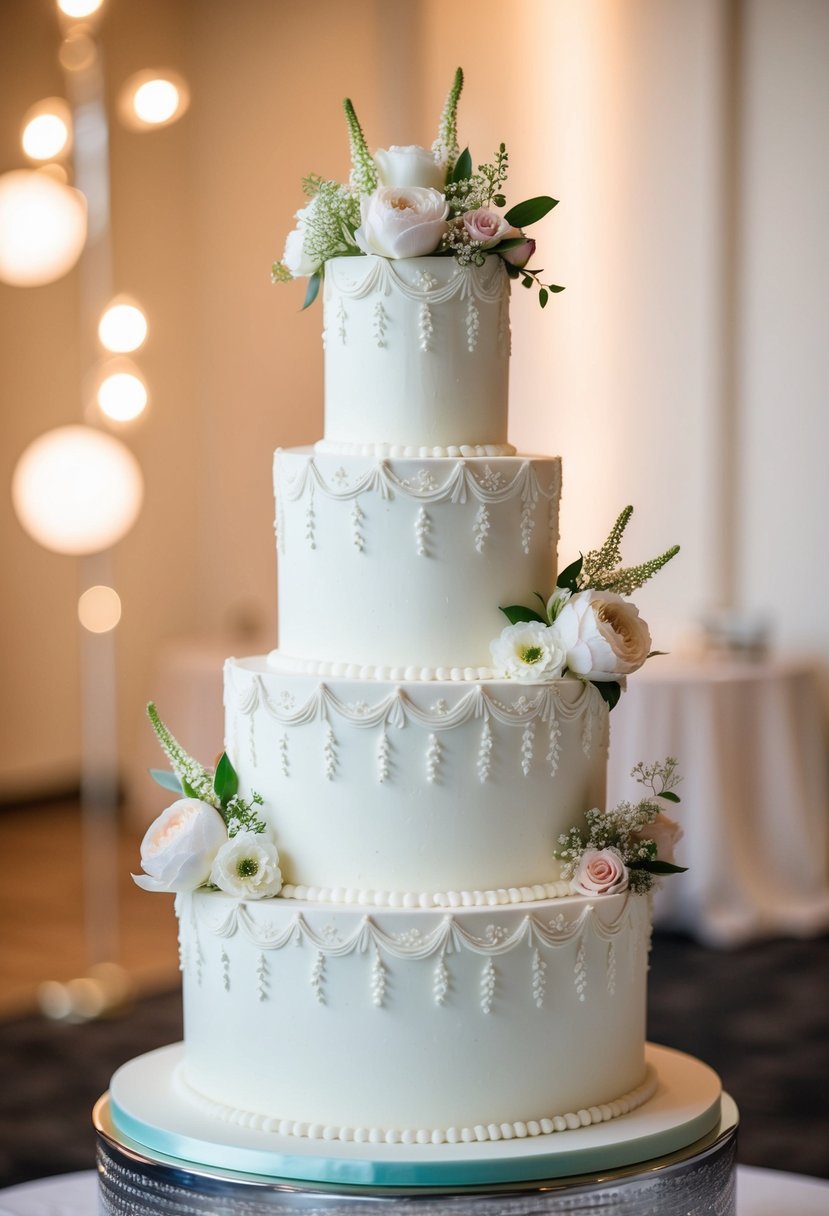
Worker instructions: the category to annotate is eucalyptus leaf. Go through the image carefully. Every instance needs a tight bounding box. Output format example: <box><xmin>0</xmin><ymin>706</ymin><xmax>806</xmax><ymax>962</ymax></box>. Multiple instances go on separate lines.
<box><xmin>451</xmin><ymin>147</ymin><xmax>472</xmax><ymax>183</ymax></box>
<box><xmin>213</xmin><ymin>752</ymin><xmax>239</xmax><ymax>808</ymax></box>
<box><xmin>657</xmin><ymin>790</ymin><xmax>681</xmax><ymax>803</ymax></box>
<box><xmin>503</xmin><ymin>196</ymin><xmax>558</xmax><ymax>228</ymax></box>
<box><xmin>149</xmin><ymin>768</ymin><xmax>183</xmax><ymax>795</ymax></box>
<box><xmin>592</xmin><ymin>681</ymin><xmax>622</xmax><ymax>711</ymax></box>
<box><xmin>499</xmin><ymin>604</ymin><xmax>546</xmax><ymax>626</ymax></box>
<box><xmin>302</xmin><ymin>272</ymin><xmax>321</xmax><ymax>311</ymax></box>
<box><xmin>556</xmin><ymin>554</ymin><xmax>583</xmax><ymax>591</ymax></box>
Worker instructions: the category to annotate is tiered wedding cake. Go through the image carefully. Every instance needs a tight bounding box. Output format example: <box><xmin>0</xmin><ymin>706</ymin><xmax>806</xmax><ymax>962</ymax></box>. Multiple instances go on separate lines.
<box><xmin>126</xmin><ymin>73</ymin><xmax>703</xmax><ymax>1164</ymax></box>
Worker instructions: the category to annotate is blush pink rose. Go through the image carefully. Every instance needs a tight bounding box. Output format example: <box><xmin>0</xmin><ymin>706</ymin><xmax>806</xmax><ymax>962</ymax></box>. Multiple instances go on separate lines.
<box><xmin>573</xmin><ymin>847</ymin><xmax>629</xmax><ymax>896</ymax></box>
<box><xmin>499</xmin><ymin>229</ymin><xmax>536</xmax><ymax>269</ymax></box>
<box><xmin>462</xmin><ymin>207</ymin><xmax>512</xmax><ymax>248</ymax></box>
<box><xmin>634</xmin><ymin>813</ymin><xmax>683</xmax><ymax>865</ymax></box>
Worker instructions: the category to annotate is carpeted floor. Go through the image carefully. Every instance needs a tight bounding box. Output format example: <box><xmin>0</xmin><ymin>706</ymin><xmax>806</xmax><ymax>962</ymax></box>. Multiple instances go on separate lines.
<box><xmin>1</xmin><ymin>931</ymin><xmax>827</xmax><ymax>1190</ymax></box>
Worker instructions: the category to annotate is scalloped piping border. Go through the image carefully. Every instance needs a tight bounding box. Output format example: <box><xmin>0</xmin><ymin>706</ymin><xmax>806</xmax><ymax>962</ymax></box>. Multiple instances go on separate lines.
<box><xmin>175</xmin><ymin>1063</ymin><xmax>658</xmax><ymax>1146</ymax></box>
<box><xmin>266</xmin><ymin>650</ymin><xmax>497</xmax><ymax>683</ymax></box>
<box><xmin>280</xmin><ymin>880</ymin><xmax>574</xmax><ymax>909</ymax></box>
<box><xmin>314</xmin><ymin>440</ymin><xmax>517</xmax><ymax>459</ymax></box>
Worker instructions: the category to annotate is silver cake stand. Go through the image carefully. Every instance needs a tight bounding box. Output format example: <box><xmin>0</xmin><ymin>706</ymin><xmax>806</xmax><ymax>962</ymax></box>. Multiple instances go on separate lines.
<box><xmin>94</xmin><ymin>1090</ymin><xmax>738</xmax><ymax>1216</ymax></box>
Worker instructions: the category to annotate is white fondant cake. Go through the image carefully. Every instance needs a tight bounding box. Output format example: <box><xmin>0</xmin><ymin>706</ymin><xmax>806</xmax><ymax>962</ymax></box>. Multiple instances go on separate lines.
<box><xmin>122</xmin><ymin>81</ymin><xmax>710</xmax><ymax>1184</ymax></box>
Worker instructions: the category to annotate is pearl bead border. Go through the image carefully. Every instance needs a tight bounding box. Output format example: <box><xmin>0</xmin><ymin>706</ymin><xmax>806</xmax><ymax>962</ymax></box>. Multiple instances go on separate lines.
<box><xmin>314</xmin><ymin>440</ymin><xmax>516</xmax><ymax>459</ymax></box>
<box><xmin>279</xmin><ymin>881</ymin><xmax>574</xmax><ymax>909</ymax></box>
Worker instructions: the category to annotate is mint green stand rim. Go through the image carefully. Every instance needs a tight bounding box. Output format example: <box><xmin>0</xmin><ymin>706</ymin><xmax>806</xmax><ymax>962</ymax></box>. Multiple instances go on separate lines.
<box><xmin>105</xmin><ymin>1042</ymin><xmax>726</xmax><ymax>1189</ymax></box>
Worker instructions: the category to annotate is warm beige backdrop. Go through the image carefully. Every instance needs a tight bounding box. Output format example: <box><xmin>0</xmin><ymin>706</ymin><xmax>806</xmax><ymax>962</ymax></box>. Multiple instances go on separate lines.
<box><xmin>2</xmin><ymin>0</ymin><xmax>828</xmax><ymax>800</ymax></box>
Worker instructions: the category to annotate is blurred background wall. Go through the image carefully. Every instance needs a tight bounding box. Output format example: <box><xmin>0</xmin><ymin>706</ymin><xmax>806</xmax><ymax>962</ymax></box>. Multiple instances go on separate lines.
<box><xmin>2</xmin><ymin>0</ymin><xmax>827</xmax><ymax>806</ymax></box>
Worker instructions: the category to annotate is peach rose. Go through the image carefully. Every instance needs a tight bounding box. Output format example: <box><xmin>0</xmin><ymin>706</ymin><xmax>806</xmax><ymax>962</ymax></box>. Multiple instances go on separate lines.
<box><xmin>550</xmin><ymin>590</ymin><xmax>652</xmax><ymax>681</ymax></box>
<box><xmin>133</xmin><ymin>798</ymin><xmax>227</xmax><ymax>893</ymax></box>
<box><xmin>573</xmin><ymin>847</ymin><xmax>629</xmax><ymax>896</ymax></box>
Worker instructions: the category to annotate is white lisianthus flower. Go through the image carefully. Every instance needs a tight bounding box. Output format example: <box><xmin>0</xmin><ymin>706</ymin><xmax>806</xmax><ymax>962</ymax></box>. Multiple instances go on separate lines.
<box><xmin>355</xmin><ymin>186</ymin><xmax>449</xmax><ymax>260</ymax></box>
<box><xmin>210</xmin><ymin>831</ymin><xmax>283</xmax><ymax>900</ymax></box>
<box><xmin>546</xmin><ymin>586</ymin><xmax>572</xmax><ymax>623</ymax></box>
<box><xmin>572</xmin><ymin>847</ymin><xmax>629</xmax><ymax>896</ymax></box>
<box><xmin>281</xmin><ymin>200</ymin><xmax>320</xmax><ymax>278</ymax></box>
<box><xmin>462</xmin><ymin>207</ymin><xmax>512</xmax><ymax>249</ymax></box>
<box><xmin>374</xmin><ymin>145</ymin><xmax>447</xmax><ymax>191</ymax></box>
<box><xmin>490</xmin><ymin>621</ymin><xmax>567</xmax><ymax>682</ymax></box>
<box><xmin>551</xmin><ymin>590</ymin><xmax>651</xmax><ymax>681</ymax></box>
<box><xmin>133</xmin><ymin>798</ymin><xmax>227</xmax><ymax>893</ymax></box>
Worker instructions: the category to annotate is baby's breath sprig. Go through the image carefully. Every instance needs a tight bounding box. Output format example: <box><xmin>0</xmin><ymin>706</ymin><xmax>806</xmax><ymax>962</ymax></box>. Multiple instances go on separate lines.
<box><xmin>304</xmin><ymin>180</ymin><xmax>362</xmax><ymax>266</ymax></box>
<box><xmin>343</xmin><ymin>98</ymin><xmax>377</xmax><ymax>196</ymax></box>
<box><xmin>433</xmin><ymin>66</ymin><xmax>464</xmax><ymax>176</ymax></box>
<box><xmin>440</xmin><ymin>219</ymin><xmax>486</xmax><ymax>267</ymax></box>
<box><xmin>445</xmin><ymin>144</ymin><xmax>510</xmax><ymax>215</ymax></box>
<box><xmin>224</xmin><ymin>791</ymin><xmax>267</xmax><ymax>839</ymax></box>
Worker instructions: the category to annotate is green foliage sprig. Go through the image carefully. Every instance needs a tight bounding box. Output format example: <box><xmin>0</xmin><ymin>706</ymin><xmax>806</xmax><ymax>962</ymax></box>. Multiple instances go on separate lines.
<box><xmin>578</xmin><ymin>506</ymin><xmax>680</xmax><ymax>596</ymax></box>
<box><xmin>147</xmin><ymin>703</ymin><xmax>266</xmax><ymax>837</ymax></box>
<box><xmin>556</xmin><ymin>758</ymin><xmax>686</xmax><ymax>894</ymax></box>
<box><xmin>433</xmin><ymin>66</ymin><xmax>464</xmax><ymax>176</ymax></box>
<box><xmin>343</xmin><ymin>97</ymin><xmax>377</xmax><ymax>196</ymax></box>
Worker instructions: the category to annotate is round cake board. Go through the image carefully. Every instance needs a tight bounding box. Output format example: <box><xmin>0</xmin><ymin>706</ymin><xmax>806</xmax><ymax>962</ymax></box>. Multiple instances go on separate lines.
<box><xmin>108</xmin><ymin>1042</ymin><xmax>724</xmax><ymax>1188</ymax></box>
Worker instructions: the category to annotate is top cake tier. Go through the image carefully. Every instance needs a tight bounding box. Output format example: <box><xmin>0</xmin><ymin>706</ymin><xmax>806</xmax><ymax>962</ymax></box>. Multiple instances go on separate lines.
<box><xmin>321</xmin><ymin>256</ymin><xmax>512</xmax><ymax>455</ymax></box>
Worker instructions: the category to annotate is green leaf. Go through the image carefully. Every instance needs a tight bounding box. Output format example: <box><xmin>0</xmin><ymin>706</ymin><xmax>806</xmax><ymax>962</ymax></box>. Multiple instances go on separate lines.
<box><xmin>213</xmin><ymin>752</ymin><xmax>239</xmax><ymax>808</ymax></box>
<box><xmin>499</xmin><ymin>604</ymin><xmax>546</xmax><ymax>625</ymax></box>
<box><xmin>647</xmin><ymin>650</ymin><xmax>669</xmax><ymax>658</ymax></box>
<box><xmin>301</xmin><ymin>272</ymin><xmax>321</xmax><ymax>311</ymax></box>
<box><xmin>493</xmin><ymin>193</ymin><xmax>506</xmax><ymax>207</ymax></box>
<box><xmin>592</xmin><ymin>681</ymin><xmax>622</xmax><ymax>711</ymax></box>
<box><xmin>503</xmin><ymin>263</ymin><xmax>521</xmax><ymax>280</ymax></box>
<box><xmin>451</xmin><ymin>147</ymin><xmax>472</xmax><ymax>183</ymax></box>
<box><xmin>549</xmin><ymin>284</ymin><xmax>565</xmax><ymax>293</ymax></box>
<box><xmin>149</xmin><ymin>768</ymin><xmax>183</xmax><ymax>795</ymax></box>
<box><xmin>503</xmin><ymin>196</ymin><xmax>558</xmax><ymax>228</ymax></box>
<box><xmin>539</xmin><ymin>288</ymin><xmax>549</xmax><ymax>309</ymax></box>
<box><xmin>635</xmin><ymin>859</ymin><xmax>688</xmax><ymax>875</ymax></box>
<box><xmin>522</xmin><ymin>276</ymin><xmax>534</xmax><ymax>288</ymax></box>
<box><xmin>180</xmin><ymin>778</ymin><xmax>200</xmax><ymax>800</ymax></box>
<box><xmin>657</xmin><ymin>790</ymin><xmax>681</xmax><ymax>803</ymax></box>
<box><xmin>556</xmin><ymin>554</ymin><xmax>584</xmax><ymax>591</ymax></box>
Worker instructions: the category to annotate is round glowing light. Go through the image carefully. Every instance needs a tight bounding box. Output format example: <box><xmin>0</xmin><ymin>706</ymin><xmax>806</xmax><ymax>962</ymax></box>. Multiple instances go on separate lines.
<box><xmin>22</xmin><ymin>109</ymin><xmax>71</xmax><ymax>161</ymax></box>
<box><xmin>97</xmin><ymin>370</ymin><xmax>148</xmax><ymax>422</ymax></box>
<box><xmin>98</xmin><ymin>300</ymin><xmax>147</xmax><ymax>352</ymax></box>
<box><xmin>78</xmin><ymin>585</ymin><xmax>122</xmax><ymax>633</ymax></box>
<box><xmin>0</xmin><ymin>170</ymin><xmax>87</xmax><ymax>287</ymax></box>
<box><xmin>57</xmin><ymin>0</ymin><xmax>104</xmax><ymax>17</ymax></box>
<box><xmin>119</xmin><ymin>71</ymin><xmax>189</xmax><ymax>131</ymax></box>
<box><xmin>12</xmin><ymin>425</ymin><xmax>143</xmax><ymax>555</ymax></box>
<box><xmin>59</xmin><ymin>29</ymin><xmax>97</xmax><ymax>72</ymax></box>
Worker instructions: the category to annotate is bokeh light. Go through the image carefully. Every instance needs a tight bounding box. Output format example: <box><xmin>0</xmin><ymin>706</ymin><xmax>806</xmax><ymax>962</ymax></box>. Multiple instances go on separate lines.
<box><xmin>118</xmin><ymin>70</ymin><xmax>189</xmax><ymax>131</ymax></box>
<box><xmin>0</xmin><ymin>170</ymin><xmax>87</xmax><ymax>287</ymax></box>
<box><xmin>22</xmin><ymin>100</ymin><xmax>72</xmax><ymax>161</ymax></box>
<box><xmin>98</xmin><ymin>299</ymin><xmax>147</xmax><ymax>353</ymax></box>
<box><xmin>78</xmin><ymin>585</ymin><xmax>122</xmax><ymax>633</ymax></box>
<box><xmin>97</xmin><ymin>368</ymin><xmax>148</xmax><ymax>422</ymax></box>
<box><xmin>57</xmin><ymin>0</ymin><xmax>104</xmax><ymax>17</ymax></box>
<box><xmin>12</xmin><ymin>425</ymin><xmax>143</xmax><ymax>555</ymax></box>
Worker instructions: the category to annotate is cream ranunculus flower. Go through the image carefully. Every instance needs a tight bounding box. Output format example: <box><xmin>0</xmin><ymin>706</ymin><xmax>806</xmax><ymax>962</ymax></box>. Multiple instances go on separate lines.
<box><xmin>551</xmin><ymin>590</ymin><xmax>652</xmax><ymax>681</ymax></box>
<box><xmin>281</xmin><ymin>200</ymin><xmax>320</xmax><ymax>278</ymax></box>
<box><xmin>133</xmin><ymin>798</ymin><xmax>228</xmax><ymax>893</ymax></box>
<box><xmin>210</xmin><ymin>831</ymin><xmax>283</xmax><ymax>900</ymax></box>
<box><xmin>354</xmin><ymin>187</ymin><xmax>449</xmax><ymax>260</ymax></box>
<box><xmin>572</xmin><ymin>847</ymin><xmax>629</xmax><ymax>896</ymax></box>
<box><xmin>374</xmin><ymin>145</ymin><xmax>447</xmax><ymax>191</ymax></box>
<box><xmin>490</xmin><ymin>621</ymin><xmax>567</xmax><ymax>682</ymax></box>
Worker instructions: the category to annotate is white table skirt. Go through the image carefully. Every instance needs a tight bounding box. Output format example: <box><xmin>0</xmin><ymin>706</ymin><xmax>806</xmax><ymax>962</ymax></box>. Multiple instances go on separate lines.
<box><xmin>608</xmin><ymin>655</ymin><xmax>829</xmax><ymax>946</ymax></box>
<box><xmin>1</xmin><ymin>1166</ymin><xmax>827</xmax><ymax>1215</ymax></box>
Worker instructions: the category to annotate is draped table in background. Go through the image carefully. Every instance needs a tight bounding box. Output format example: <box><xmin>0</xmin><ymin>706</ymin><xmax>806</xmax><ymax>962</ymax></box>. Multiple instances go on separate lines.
<box><xmin>607</xmin><ymin>655</ymin><xmax>829</xmax><ymax>946</ymax></box>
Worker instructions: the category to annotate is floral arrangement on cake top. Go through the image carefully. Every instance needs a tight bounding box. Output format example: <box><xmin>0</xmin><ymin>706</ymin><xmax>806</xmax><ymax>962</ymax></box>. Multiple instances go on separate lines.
<box><xmin>132</xmin><ymin>705</ymin><xmax>283</xmax><ymax>899</ymax></box>
<box><xmin>271</xmin><ymin>67</ymin><xmax>562</xmax><ymax>309</ymax></box>
<box><xmin>558</xmin><ymin>759</ymin><xmax>686</xmax><ymax>895</ymax></box>
<box><xmin>490</xmin><ymin>505</ymin><xmax>679</xmax><ymax>709</ymax></box>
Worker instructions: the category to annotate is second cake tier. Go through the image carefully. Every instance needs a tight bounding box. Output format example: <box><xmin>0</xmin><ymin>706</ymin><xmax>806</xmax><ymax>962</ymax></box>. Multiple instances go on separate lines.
<box><xmin>274</xmin><ymin>450</ymin><xmax>561</xmax><ymax>673</ymax></box>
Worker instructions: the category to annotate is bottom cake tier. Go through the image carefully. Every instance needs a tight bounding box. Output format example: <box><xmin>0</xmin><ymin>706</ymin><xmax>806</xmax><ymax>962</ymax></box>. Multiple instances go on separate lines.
<box><xmin>176</xmin><ymin>889</ymin><xmax>651</xmax><ymax>1141</ymax></box>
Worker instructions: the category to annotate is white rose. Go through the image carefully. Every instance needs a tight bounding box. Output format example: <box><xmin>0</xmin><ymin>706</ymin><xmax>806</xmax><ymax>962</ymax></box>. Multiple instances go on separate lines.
<box><xmin>210</xmin><ymin>831</ymin><xmax>283</xmax><ymax>900</ymax></box>
<box><xmin>281</xmin><ymin>200</ymin><xmax>320</xmax><ymax>277</ymax></box>
<box><xmin>633</xmin><ymin>813</ymin><xmax>683</xmax><ymax>865</ymax></box>
<box><xmin>573</xmin><ymin>847</ymin><xmax>629</xmax><ymax>896</ymax></box>
<box><xmin>133</xmin><ymin>798</ymin><xmax>227</xmax><ymax>893</ymax></box>
<box><xmin>490</xmin><ymin>621</ymin><xmax>567</xmax><ymax>682</ymax></box>
<box><xmin>354</xmin><ymin>186</ymin><xmax>449</xmax><ymax>260</ymax></box>
<box><xmin>551</xmin><ymin>590</ymin><xmax>651</xmax><ymax>681</ymax></box>
<box><xmin>374</xmin><ymin>145</ymin><xmax>446</xmax><ymax>191</ymax></box>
